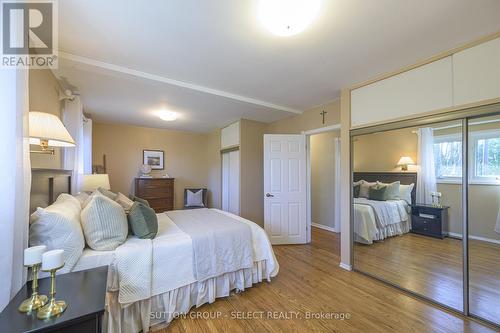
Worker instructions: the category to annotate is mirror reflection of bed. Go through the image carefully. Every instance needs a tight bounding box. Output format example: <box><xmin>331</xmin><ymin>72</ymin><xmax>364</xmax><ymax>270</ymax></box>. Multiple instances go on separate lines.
<box><xmin>352</xmin><ymin>121</ymin><xmax>500</xmax><ymax>322</ymax></box>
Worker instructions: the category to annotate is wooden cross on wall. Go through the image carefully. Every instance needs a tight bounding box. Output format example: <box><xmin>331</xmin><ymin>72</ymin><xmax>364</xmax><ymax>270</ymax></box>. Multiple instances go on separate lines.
<box><xmin>320</xmin><ymin>110</ymin><xmax>327</xmax><ymax>124</ymax></box>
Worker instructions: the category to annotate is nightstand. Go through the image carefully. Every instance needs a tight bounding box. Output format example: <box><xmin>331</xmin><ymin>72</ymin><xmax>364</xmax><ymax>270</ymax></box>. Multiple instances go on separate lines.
<box><xmin>411</xmin><ymin>204</ymin><xmax>449</xmax><ymax>239</ymax></box>
<box><xmin>0</xmin><ymin>266</ymin><xmax>107</xmax><ymax>333</ymax></box>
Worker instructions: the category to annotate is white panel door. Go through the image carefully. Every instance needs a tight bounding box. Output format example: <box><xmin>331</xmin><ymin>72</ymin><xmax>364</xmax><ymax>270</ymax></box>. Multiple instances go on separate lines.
<box><xmin>264</xmin><ymin>134</ymin><xmax>307</xmax><ymax>244</ymax></box>
<box><xmin>351</xmin><ymin>57</ymin><xmax>453</xmax><ymax>127</ymax></box>
<box><xmin>453</xmin><ymin>37</ymin><xmax>500</xmax><ymax>106</ymax></box>
<box><xmin>221</xmin><ymin>150</ymin><xmax>240</xmax><ymax>215</ymax></box>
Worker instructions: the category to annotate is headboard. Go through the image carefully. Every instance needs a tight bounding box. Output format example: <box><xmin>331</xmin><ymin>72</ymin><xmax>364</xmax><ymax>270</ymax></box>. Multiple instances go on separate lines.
<box><xmin>31</xmin><ymin>169</ymin><xmax>72</xmax><ymax>213</ymax></box>
<box><xmin>353</xmin><ymin>172</ymin><xmax>417</xmax><ymax>206</ymax></box>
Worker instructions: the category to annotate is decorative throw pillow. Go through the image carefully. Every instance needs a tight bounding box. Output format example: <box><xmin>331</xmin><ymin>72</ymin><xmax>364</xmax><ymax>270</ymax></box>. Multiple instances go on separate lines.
<box><xmin>359</xmin><ymin>180</ymin><xmax>376</xmax><ymax>198</ymax></box>
<box><xmin>368</xmin><ymin>184</ymin><xmax>388</xmax><ymax>201</ymax></box>
<box><xmin>115</xmin><ymin>192</ymin><xmax>134</xmax><ymax>212</ymax></box>
<box><xmin>129</xmin><ymin>195</ymin><xmax>150</xmax><ymax>207</ymax></box>
<box><xmin>377</xmin><ymin>181</ymin><xmax>400</xmax><ymax>200</ymax></box>
<box><xmin>186</xmin><ymin>189</ymin><xmax>204</xmax><ymax>207</ymax></box>
<box><xmin>81</xmin><ymin>193</ymin><xmax>128</xmax><ymax>251</ymax></box>
<box><xmin>97</xmin><ymin>187</ymin><xmax>118</xmax><ymax>201</ymax></box>
<box><xmin>29</xmin><ymin>193</ymin><xmax>85</xmax><ymax>273</ymax></box>
<box><xmin>128</xmin><ymin>202</ymin><xmax>158</xmax><ymax>239</ymax></box>
<box><xmin>353</xmin><ymin>184</ymin><xmax>361</xmax><ymax>198</ymax></box>
<box><xmin>399</xmin><ymin>183</ymin><xmax>415</xmax><ymax>205</ymax></box>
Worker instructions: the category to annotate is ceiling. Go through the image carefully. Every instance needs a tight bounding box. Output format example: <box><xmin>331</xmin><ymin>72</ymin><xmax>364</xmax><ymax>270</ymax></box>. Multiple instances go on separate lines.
<box><xmin>54</xmin><ymin>0</ymin><xmax>500</xmax><ymax>132</ymax></box>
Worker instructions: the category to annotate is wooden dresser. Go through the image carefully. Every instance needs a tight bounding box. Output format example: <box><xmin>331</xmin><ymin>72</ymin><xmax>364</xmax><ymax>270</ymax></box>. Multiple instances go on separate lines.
<box><xmin>135</xmin><ymin>178</ymin><xmax>174</xmax><ymax>213</ymax></box>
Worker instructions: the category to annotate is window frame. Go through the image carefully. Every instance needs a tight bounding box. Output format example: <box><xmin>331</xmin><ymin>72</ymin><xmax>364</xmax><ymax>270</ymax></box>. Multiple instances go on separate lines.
<box><xmin>469</xmin><ymin>128</ymin><xmax>500</xmax><ymax>185</ymax></box>
<box><xmin>433</xmin><ymin>133</ymin><xmax>463</xmax><ymax>184</ymax></box>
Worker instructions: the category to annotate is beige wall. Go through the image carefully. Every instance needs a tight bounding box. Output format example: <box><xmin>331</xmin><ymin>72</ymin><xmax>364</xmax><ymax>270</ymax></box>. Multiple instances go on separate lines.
<box><xmin>311</xmin><ymin>131</ymin><xmax>339</xmax><ymax>229</ymax></box>
<box><xmin>92</xmin><ymin>122</ymin><xmax>218</xmax><ymax>210</ymax></box>
<box><xmin>240</xmin><ymin>119</ymin><xmax>267</xmax><ymax>226</ymax></box>
<box><xmin>267</xmin><ymin>100</ymin><xmax>340</xmax><ymax>134</ymax></box>
<box><xmin>29</xmin><ymin>69</ymin><xmax>63</xmax><ymax>169</ymax></box>
<box><xmin>353</xmin><ymin>126</ymin><xmax>500</xmax><ymax>241</ymax></box>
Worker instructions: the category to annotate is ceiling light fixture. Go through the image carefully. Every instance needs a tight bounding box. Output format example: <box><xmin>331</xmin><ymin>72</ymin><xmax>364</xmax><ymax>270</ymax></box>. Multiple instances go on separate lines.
<box><xmin>258</xmin><ymin>0</ymin><xmax>322</xmax><ymax>37</ymax></box>
<box><xmin>156</xmin><ymin>110</ymin><xmax>178</xmax><ymax>121</ymax></box>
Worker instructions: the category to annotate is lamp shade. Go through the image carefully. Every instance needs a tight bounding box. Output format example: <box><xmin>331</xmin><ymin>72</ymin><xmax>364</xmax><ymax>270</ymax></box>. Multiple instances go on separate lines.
<box><xmin>82</xmin><ymin>174</ymin><xmax>110</xmax><ymax>192</ymax></box>
<box><xmin>397</xmin><ymin>156</ymin><xmax>415</xmax><ymax>166</ymax></box>
<box><xmin>29</xmin><ymin>112</ymin><xmax>75</xmax><ymax>147</ymax></box>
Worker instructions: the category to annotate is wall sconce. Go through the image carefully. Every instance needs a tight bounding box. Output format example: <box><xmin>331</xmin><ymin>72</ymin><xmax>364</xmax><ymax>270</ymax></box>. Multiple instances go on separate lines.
<box><xmin>29</xmin><ymin>112</ymin><xmax>75</xmax><ymax>154</ymax></box>
<box><xmin>397</xmin><ymin>156</ymin><xmax>415</xmax><ymax>171</ymax></box>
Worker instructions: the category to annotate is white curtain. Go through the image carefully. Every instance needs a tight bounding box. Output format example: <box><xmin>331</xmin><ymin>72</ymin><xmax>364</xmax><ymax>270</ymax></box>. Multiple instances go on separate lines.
<box><xmin>83</xmin><ymin>117</ymin><xmax>93</xmax><ymax>174</ymax></box>
<box><xmin>63</xmin><ymin>96</ymin><xmax>85</xmax><ymax>194</ymax></box>
<box><xmin>416</xmin><ymin>128</ymin><xmax>437</xmax><ymax>205</ymax></box>
<box><xmin>0</xmin><ymin>68</ymin><xmax>31</xmax><ymax>311</ymax></box>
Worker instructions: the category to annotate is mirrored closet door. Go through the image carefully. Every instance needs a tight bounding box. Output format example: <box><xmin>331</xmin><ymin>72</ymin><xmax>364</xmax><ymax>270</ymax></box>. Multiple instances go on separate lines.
<box><xmin>352</xmin><ymin>120</ymin><xmax>464</xmax><ymax>312</ymax></box>
<box><xmin>468</xmin><ymin>114</ymin><xmax>500</xmax><ymax>325</ymax></box>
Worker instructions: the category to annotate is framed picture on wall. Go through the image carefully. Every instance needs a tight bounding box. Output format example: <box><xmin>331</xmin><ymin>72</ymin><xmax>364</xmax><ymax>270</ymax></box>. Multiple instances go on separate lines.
<box><xmin>143</xmin><ymin>149</ymin><xmax>164</xmax><ymax>170</ymax></box>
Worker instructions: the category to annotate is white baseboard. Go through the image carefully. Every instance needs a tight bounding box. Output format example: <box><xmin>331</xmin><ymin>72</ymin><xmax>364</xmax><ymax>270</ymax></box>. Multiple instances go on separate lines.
<box><xmin>339</xmin><ymin>262</ymin><xmax>352</xmax><ymax>271</ymax></box>
<box><xmin>447</xmin><ymin>232</ymin><xmax>500</xmax><ymax>245</ymax></box>
<box><xmin>311</xmin><ymin>222</ymin><xmax>338</xmax><ymax>233</ymax></box>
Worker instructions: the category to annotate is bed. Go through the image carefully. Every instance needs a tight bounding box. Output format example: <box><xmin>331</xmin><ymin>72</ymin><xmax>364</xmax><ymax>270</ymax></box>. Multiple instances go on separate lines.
<box><xmin>72</xmin><ymin>208</ymin><xmax>279</xmax><ymax>332</ymax></box>
<box><xmin>353</xmin><ymin>172</ymin><xmax>417</xmax><ymax>244</ymax></box>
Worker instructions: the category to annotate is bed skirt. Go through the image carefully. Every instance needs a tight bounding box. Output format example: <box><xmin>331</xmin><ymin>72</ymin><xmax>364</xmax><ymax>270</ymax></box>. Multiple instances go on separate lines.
<box><xmin>355</xmin><ymin>220</ymin><xmax>410</xmax><ymax>244</ymax></box>
<box><xmin>105</xmin><ymin>260</ymin><xmax>271</xmax><ymax>333</ymax></box>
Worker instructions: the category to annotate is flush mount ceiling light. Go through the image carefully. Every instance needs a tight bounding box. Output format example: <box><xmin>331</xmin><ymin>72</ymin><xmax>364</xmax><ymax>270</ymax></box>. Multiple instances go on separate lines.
<box><xmin>156</xmin><ymin>110</ymin><xmax>178</xmax><ymax>121</ymax></box>
<box><xmin>258</xmin><ymin>0</ymin><xmax>322</xmax><ymax>37</ymax></box>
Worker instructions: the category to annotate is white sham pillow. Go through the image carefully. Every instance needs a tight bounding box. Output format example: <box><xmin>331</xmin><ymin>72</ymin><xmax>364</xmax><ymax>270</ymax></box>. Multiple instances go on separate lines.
<box><xmin>359</xmin><ymin>180</ymin><xmax>376</xmax><ymax>199</ymax></box>
<box><xmin>399</xmin><ymin>183</ymin><xmax>415</xmax><ymax>205</ymax></box>
<box><xmin>29</xmin><ymin>193</ymin><xmax>85</xmax><ymax>273</ymax></box>
<box><xmin>81</xmin><ymin>192</ymin><xmax>128</xmax><ymax>251</ymax></box>
<box><xmin>186</xmin><ymin>189</ymin><xmax>204</xmax><ymax>207</ymax></box>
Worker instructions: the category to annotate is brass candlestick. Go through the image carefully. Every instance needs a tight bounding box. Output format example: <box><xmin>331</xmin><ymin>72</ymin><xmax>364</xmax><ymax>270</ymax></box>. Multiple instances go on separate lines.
<box><xmin>18</xmin><ymin>263</ymin><xmax>48</xmax><ymax>313</ymax></box>
<box><xmin>37</xmin><ymin>265</ymin><xmax>67</xmax><ymax>319</ymax></box>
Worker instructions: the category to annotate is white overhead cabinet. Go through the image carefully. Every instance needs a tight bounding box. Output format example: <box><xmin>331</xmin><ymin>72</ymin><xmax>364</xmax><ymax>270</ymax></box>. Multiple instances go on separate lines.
<box><xmin>351</xmin><ymin>57</ymin><xmax>453</xmax><ymax>128</ymax></box>
<box><xmin>220</xmin><ymin>121</ymin><xmax>240</xmax><ymax>149</ymax></box>
<box><xmin>452</xmin><ymin>38</ymin><xmax>500</xmax><ymax>106</ymax></box>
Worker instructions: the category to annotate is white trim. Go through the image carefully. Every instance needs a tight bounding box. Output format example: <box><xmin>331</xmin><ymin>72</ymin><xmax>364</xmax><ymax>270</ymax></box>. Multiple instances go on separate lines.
<box><xmin>58</xmin><ymin>51</ymin><xmax>303</xmax><ymax>115</ymax></box>
<box><xmin>311</xmin><ymin>222</ymin><xmax>338</xmax><ymax>233</ymax></box>
<box><xmin>339</xmin><ymin>262</ymin><xmax>352</xmax><ymax>271</ymax></box>
<box><xmin>305</xmin><ymin>124</ymin><xmax>341</xmax><ymax>244</ymax></box>
<box><xmin>302</xmin><ymin>124</ymin><xmax>341</xmax><ymax>135</ymax></box>
<box><xmin>447</xmin><ymin>232</ymin><xmax>500</xmax><ymax>245</ymax></box>
<box><xmin>334</xmin><ymin>137</ymin><xmax>341</xmax><ymax>233</ymax></box>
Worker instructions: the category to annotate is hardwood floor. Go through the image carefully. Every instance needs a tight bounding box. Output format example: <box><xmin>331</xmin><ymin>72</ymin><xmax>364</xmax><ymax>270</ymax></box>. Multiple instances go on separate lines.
<box><xmin>155</xmin><ymin>228</ymin><xmax>497</xmax><ymax>333</ymax></box>
<box><xmin>354</xmin><ymin>233</ymin><xmax>500</xmax><ymax>324</ymax></box>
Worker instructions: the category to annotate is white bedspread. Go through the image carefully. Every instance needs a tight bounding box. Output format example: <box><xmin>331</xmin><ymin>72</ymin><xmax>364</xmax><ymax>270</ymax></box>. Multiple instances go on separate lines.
<box><xmin>354</xmin><ymin>198</ymin><xmax>409</xmax><ymax>244</ymax></box>
<box><xmin>109</xmin><ymin>209</ymin><xmax>278</xmax><ymax>306</ymax></box>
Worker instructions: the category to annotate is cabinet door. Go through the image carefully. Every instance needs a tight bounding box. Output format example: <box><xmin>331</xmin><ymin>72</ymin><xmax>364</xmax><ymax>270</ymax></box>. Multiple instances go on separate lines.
<box><xmin>351</xmin><ymin>57</ymin><xmax>453</xmax><ymax>128</ymax></box>
<box><xmin>453</xmin><ymin>37</ymin><xmax>500</xmax><ymax>106</ymax></box>
<box><xmin>221</xmin><ymin>121</ymin><xmax>240</xmax><ymax>149</ymax></box>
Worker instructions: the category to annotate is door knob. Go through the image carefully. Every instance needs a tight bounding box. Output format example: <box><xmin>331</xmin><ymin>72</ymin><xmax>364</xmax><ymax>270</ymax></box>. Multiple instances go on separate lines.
<box><xmin>266</xmin><ymin>193</ymin><xmax>274</xmax><ymax>197</ymax></box>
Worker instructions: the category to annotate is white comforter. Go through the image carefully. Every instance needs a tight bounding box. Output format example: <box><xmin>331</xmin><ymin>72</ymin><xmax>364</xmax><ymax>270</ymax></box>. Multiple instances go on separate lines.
<box><xmin>109</xmin><ymin>209</ymin><xmax>279</xmax><ymax>306</ymax></box>
<box><xmin>354</xmin><ymin>198</ymin><xmax>409</xmax><ymax>244</ymax></box>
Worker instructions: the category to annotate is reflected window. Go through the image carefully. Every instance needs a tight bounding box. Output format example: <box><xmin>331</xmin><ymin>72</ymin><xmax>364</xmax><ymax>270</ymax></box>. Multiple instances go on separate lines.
<box><xmin>434</xmin><ymin>134</ymin><xmax>462</xmax><ymax>181</ymax></box>
<box><xmin>472</xmin><ymin>129</ymin><xmax>500</xmax><ymax>183</ymax></box>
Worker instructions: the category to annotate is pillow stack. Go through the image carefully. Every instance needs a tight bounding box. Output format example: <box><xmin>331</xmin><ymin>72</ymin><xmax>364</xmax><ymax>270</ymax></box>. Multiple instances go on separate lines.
<box><xmin>354</xmin><ymin>179</ymin><xmax>414</xmax><ymax>203</ymax></box>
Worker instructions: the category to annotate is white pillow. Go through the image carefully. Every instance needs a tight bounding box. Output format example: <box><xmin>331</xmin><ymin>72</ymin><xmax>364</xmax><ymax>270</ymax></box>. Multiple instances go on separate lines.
<box><xmin>399</xmin><ymin>183</ymin><xmax>415</xmax><ymax>205</ymax></box>
<box><xmin>186</xmin><ymin>189</ymin><xmax>204</xmax><ymax>207</ymax></box>
<box><xmin>377</xmin><ymin>181</ymin><xmax>400</xmax><ymax>200</ymax></box>
<box><xmin>359</xmin><ymin>180</ymin><xmax>376</xmax><ymax>199</ymax></box>
<box><xmin>81</xmin><ymin>192</ymin><xmax>128</xmax><ymax>251</ymax></box>
<box><xmin>29</xmin><ymin>194</ymin><xmax>85</xmax><ymax>273</ymax></box>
